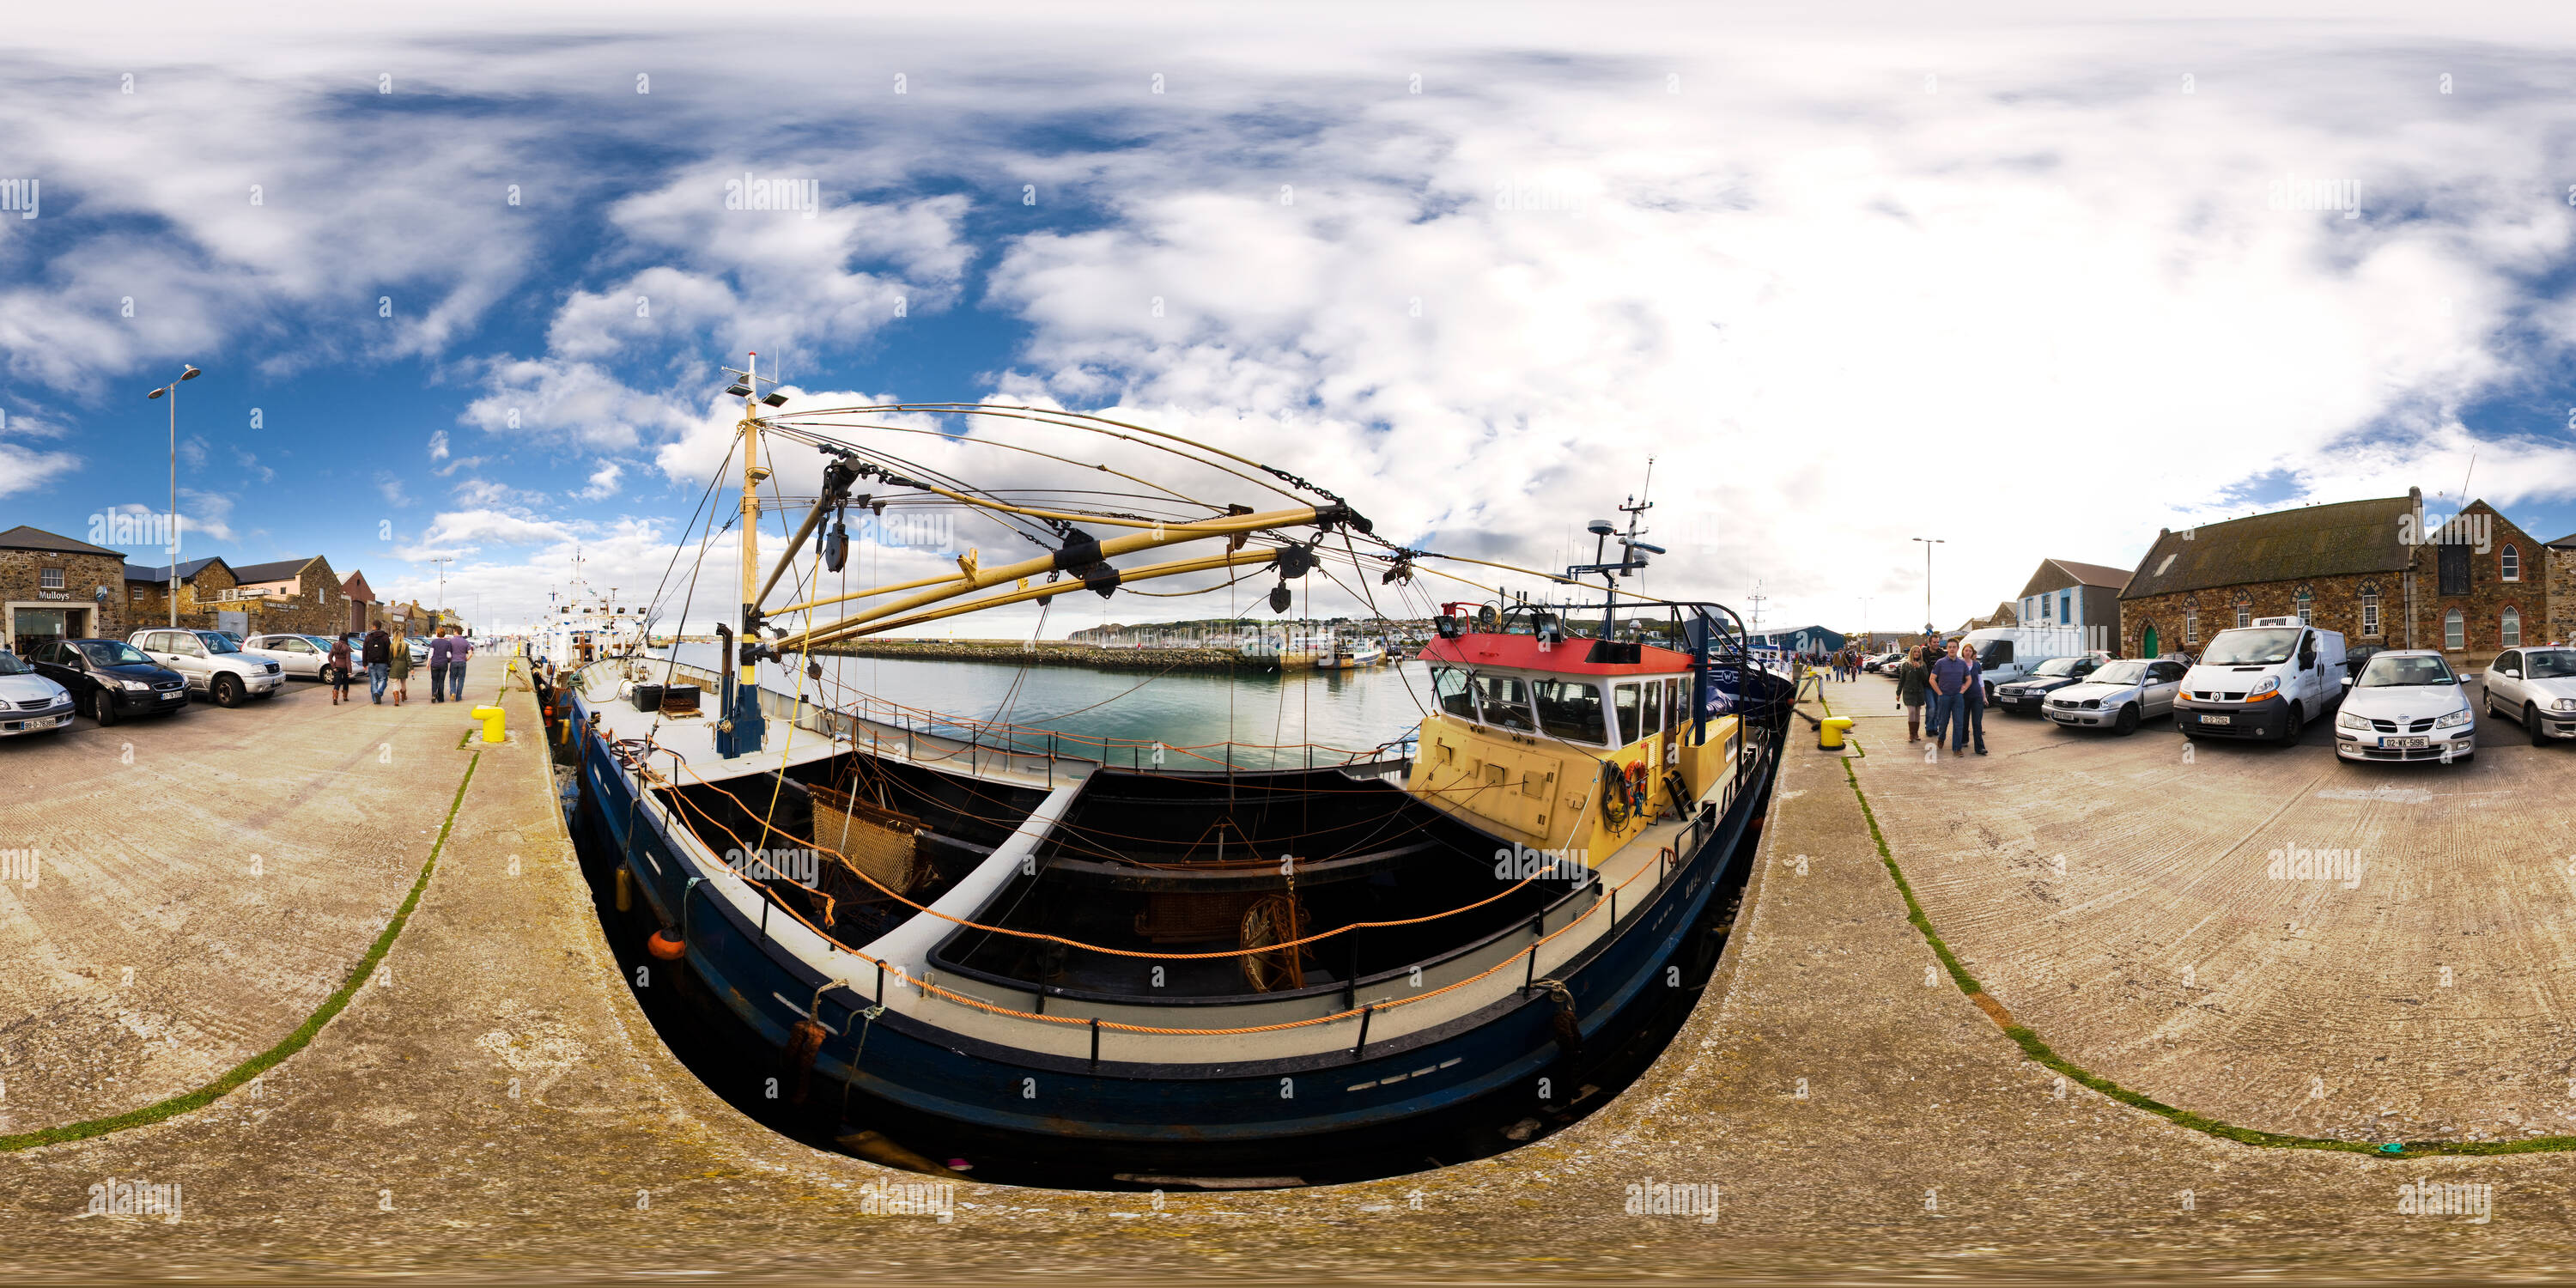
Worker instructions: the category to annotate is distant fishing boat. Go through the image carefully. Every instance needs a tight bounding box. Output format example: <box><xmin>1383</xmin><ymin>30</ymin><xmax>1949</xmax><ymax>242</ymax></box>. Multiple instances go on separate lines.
<box><xmin>534</xmin><ymin>363</ymin><xmax>1792</xmax><ymax>1180</ymax></box>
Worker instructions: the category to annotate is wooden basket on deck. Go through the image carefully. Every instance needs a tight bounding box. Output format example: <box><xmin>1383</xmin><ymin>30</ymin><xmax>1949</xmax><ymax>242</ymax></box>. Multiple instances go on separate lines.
<box><xmin>809</xmin><ymin>783</ymin><xmax>929</xmax><ymax>896</ymax></box>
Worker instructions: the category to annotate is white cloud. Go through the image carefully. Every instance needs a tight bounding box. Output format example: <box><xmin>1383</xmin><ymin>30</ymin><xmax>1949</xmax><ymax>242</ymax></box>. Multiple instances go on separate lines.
<box><xmin>574</xmin><ymin>461</ymin><xmax>623</xmax><ymax>501</ymax></box>
<box><xmin>428</xmin><ymin>429</ymin><xmax>450</xmax><ymax>461</ymax></box>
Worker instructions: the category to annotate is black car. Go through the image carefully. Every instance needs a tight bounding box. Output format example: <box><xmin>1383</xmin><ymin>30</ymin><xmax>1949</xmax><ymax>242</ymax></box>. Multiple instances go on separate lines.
<box><xmin>27</xmin><ymin>638</ymin><xmax>191</xmax><ymax>725</ymax></box>
<box><xmin>1992</xmin><ymin>653</ymin><xmax>2111</xmax><ymax>715</ymax></box>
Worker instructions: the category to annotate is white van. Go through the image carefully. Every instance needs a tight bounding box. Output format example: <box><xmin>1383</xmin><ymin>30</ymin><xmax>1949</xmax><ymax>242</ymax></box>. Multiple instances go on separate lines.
<box><xmin>2173</xmin><ymin>617</ymin><xmax>2347</xmax><ymax>744</ymax></box>
<box><xmin>1956</xmin><ymin>625</ymin><xmax>2091</xmax><ymax>702</ymax></box>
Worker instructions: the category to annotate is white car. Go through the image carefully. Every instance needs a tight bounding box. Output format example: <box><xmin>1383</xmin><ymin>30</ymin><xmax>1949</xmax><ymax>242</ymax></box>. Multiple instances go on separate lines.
<box><xmin>2044</xmin><ymin>656</ymin><xmax>2187</xmax><ymax>734</ymax></box>
<box><xmin>2335</xmin><ymin>650</ymin><xmax>2475</xmax><ymax>764</ymax></box>
<box><xmin>0</xmin><ymin>647</ymin><xmax>76</xmax><ymax>737</ymax></box>
<box><xmin>2480</xmin><ymin>646</ymin><xmax>2576</xmax><ymax>745</ymax></box>
<box><xmin>129</xmin><ymin>627</ymin><xmax>286</xmax><ymax>707</ymax></box>
<box><xmin>242</xmin><ymin>632</ymin><xmax>339</xmax><ymax>679</ymax></box>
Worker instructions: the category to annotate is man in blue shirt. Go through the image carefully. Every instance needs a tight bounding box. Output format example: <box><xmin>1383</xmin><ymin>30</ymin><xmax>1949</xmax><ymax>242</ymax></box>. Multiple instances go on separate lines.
<box><xmin>1959</xmin><ymin>644</ymin><xmax>1988</xmax><ymax>756</ymax></box>
<box><xmin>1929</xmin><ymin>646</ymin><xmax>1975</xmax><ymax>757</ymax></box>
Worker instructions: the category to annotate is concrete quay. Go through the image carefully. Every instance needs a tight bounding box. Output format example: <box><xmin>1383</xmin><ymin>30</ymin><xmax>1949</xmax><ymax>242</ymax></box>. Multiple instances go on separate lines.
<box><xmin>5</xmin><ymin>667</ymin><xmax>2575</xmax><ymax>1281</ymax></box>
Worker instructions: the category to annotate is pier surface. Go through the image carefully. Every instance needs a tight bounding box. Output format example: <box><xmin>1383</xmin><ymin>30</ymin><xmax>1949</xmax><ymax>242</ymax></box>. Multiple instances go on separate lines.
<box><xmin>6</xmin><ymin>667</ymin><xmax>2573</xmax><ymax>1281</ymax></box>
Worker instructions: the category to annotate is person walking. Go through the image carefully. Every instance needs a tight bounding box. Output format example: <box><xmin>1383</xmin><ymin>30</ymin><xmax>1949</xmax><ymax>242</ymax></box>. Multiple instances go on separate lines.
<box><xmin>1896</xmin><ymin>645</ymin><xmax>1930</xmax><ymax>742</ymax></box>
<box><xmin>326</xmin><ymin>634</ymin><xmax>354</xmax><ymax>706</ymax></box>
<box><xmin>427</xmin><ymin>628</ymin><xmax>457</xmax><ymax>704</ymax></box>
<box><xmin>362</xmin><ymin>624</ymin><xmax>392</xmax><ymax>705</ymax></box>
<box><xmin>1958</xmin><ymin>641</ymin><xmax>1989</xmax><ymax>756</ymax></box>
<box><xmin>448</xmin><ymin>631</ymin><xmax>473</xmax><ymax>702</ymax></box>
<box><xmin>1929</xmin><ymin>643</ymin><xmax>1974</xmax><ymax>756</ymax></box>
<box><xmin>388</xmin><ymin>627</ymin><xmax>413</xmax><ymax>706</ymax></box>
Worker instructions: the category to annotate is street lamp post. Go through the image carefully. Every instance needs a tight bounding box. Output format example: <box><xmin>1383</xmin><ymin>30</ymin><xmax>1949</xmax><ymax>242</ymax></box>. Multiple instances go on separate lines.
<box><xmin>430</xmin><ymin>556</ymin><xmax>453</xmax><ymax>629</ymax></box>
<box><xmin>1911</xmin><ymin>538</ymin><xmax>1944</xmax><ymax>641</ymax></box>
<box><xmin>145</xmin><ymin>365</ymin><xmax>202</xmax><ymax>628</ymax></box>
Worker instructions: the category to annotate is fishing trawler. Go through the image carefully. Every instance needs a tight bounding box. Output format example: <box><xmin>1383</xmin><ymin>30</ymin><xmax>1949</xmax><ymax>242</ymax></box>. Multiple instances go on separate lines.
<box><xmin>536</xmin><ymin>361</ymin><xmax>1791</xmax><ymax>1182</ymax></box>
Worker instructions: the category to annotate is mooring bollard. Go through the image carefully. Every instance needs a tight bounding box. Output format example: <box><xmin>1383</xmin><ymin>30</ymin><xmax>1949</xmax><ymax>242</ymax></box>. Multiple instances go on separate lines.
<box><xmin>471</xmin><ymin>704</ymin><xmax>507</xmax><ymax>743</ymax></box>
<box><xmin>1819</xmin><ymin>717</ymin><xmax>1854</xmax><ymax>750</ymax></box>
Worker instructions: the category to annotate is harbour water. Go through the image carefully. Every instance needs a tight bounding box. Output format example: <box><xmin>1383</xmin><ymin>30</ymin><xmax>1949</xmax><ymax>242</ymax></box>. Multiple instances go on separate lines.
<box><xmin>650</xmin><ymin>644</ymin><xmax>1432</xmax><ymax>769</ymax></box>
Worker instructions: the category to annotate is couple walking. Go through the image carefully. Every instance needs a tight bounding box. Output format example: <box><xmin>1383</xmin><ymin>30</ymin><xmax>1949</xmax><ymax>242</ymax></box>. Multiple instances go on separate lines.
<box><xmin>1893</xmin><ymin>641</ymin><xmax>1987</xmax><ymax>756</ymax></box>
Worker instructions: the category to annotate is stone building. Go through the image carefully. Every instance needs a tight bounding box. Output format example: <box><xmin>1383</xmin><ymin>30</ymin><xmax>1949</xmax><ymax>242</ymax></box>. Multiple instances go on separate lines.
<box><xmin>2547</xmin><ymin>532</ymin><xmax>2576</xmax><ymax>647</ymax></box>
<box><xmin>2119</xmin><ymin>490</ymin><xmax>2549</xmax><ymax>665</ymax></box>
<box><xmin>1</xmin><ymin>525</ymin><xmax>130</xmax><ymax>654</ymax></box>
<box><xmin>125</xmin><ymin>556</ymin><xmax>239</xmax><ymax>630</ymax></box>
<box><xmin>229</xmin><ymin>556</ymin><xmax>344</xmax><ymax>635</ymax></box>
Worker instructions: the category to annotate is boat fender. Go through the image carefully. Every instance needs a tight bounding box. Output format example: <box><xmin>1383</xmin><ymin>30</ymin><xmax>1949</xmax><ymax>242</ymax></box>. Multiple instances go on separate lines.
<box><xmin>1534</xmin><ymin>978</ymin><xmax>1583</xmax><ymax>1056</ymax></box>
<box><xmin>783</xmin><ymin>1017</ymin><xmax>828</xmax><ymax>1104</ymax></box>
<box><xmin>614</xmin><ymin>866</ymin><xmax>633</xmax><ymax>913</ymax></box>
<box><xmin>646</xmin><ymin>929</ymin><xmax>686</xmax><ymax>961</ymax></box>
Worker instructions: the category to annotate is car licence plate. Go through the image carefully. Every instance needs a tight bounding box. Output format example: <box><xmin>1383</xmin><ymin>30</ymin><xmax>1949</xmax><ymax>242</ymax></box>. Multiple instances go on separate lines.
<box><xmin>2385</xmin><ymin>736</ymin><xmax>2427</xmax><ymax>749</ymax></box>
<box><xmin>2200</xmin><ymin>714</ymin><xmax>2232</xmax><ymax>726</ymax></box>
<box><xmin>161</xmin><ymin>691</ymin><xmax>185</xmax><ymax>701</ymax></box>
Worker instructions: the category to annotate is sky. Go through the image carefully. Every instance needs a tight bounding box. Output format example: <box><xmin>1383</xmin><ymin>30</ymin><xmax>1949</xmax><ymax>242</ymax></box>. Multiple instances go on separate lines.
<box><xmin>9</xmin><ymin>2</ymin><xmax>2576</xmax><ymax>636</ymax></box>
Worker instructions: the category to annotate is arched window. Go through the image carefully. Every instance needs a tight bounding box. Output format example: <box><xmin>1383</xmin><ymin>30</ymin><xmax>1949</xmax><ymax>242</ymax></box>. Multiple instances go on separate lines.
<box><xmin>2182</xmin><ymin>594</ymin><xmax>2200</xmax><ymax>645</ymax></box>
<box><xmin>2502</xmin><ymin>605</ymin><xmax>2523</xmax><ymax>648</ymax></box>
<box><xmin>2502</xmin><ymin>544</ymin><xmax>2521</xmax><ymax>581</ymax></box>
<box><xmin>2294</xmin><ymin>585</ymin><xmax>2314</xmax><ymax>625</ymax></box>
<box><xmin>2234</xmin><ymin>592</ymin><xmax>2252</xmax><ymax>629</ymax></box>
<box><xmin>2358</xmin><ymin>582</ymin><xmax>2382</xmax><ymax>637</ymax></box>
<box><xmin>2444</xmin><ymin>607</ymin><xmax>2464</xmax><ymax>650</ymax></box>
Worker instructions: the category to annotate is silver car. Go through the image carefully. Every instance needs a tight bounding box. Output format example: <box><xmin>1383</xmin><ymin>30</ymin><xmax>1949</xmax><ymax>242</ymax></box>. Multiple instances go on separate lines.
<box><xmin>2480</xmin><ymin>646</ymin><xmax>2576</xmax><ymax>745</ymax></box>
<box><xmin>0</xmin><ymin>648</ymin><xmax>76</xmax><ymax>737</ymax></box>
<box><xmin>243</xmin><ymin>632</ymin><xmax>339</xmax><ymax>680</ymax></box>
<box><xmin>2044</xmin><ymin>657</ymin><xmax>2186</xmax><ymax>735</ymax></box>
<box><xmin>129</xmin><ymin>627</ymin><xmax>286</xmax><ymax>707</ymax></box>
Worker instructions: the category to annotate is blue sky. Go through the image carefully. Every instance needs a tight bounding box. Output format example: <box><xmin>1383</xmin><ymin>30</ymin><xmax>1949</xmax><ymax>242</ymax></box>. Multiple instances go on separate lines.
<box><xmin>9</xmin><ymin>3</ymin><xmax>2576</xmax><ymax>635</ymax></box>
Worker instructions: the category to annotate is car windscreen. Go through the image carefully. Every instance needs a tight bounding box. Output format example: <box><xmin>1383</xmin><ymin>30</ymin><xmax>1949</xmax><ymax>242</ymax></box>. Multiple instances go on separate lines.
<box><xmin>2525</xmin><ymin>650</ymin><xmax>2576</xmax><ymax>679</ymax></box>
<box><xmin>2090</xmin><ymin>660</ymin><xmax>2148</xmax><ymax>685</ymax></box>
<box><xmin>193</xmin><ymin>631</ymin><xmax>241</xmax><ymax>653</ymax></box>
<box><xmin>2202</xmin><ymin>629</ymin><xmax>2299</xmax><ymax>665</ymax></box>
<box><xmin>78</xmin><ymin>641</ymin><xmax>153</xmax><ymax>667</ymax></box>
<box><xmin>2358</xmin><ymin>654</ymin><xmax>2455</xmax><ymax>687</ymax></box>
<box><xmin>0</xmin><ymin>651</ymin><xmax>28</xmax><ymax>676</ymax></box>
<box><xmin>2030</xmin><ymin>658</ymin><xmax>2081</xmax><ymax>677</ymax></box>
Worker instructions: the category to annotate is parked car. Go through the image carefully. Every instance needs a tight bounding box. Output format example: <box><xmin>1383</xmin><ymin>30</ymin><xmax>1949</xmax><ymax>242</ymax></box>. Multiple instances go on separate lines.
<box><xmin>27</xmin><ymin>638</ymin><xmax>190</xmax><ymax>725</ymax></box>
<box><xmin>2175</xmin><ymin>617</ymin><xmax>2347</xmax><ymax>744</ymax></box>
<box><xmin>242</xmin><ymin>632</ymin><xmax>341</xmax><ymax>679</ymax></box>
<box><xmin>129</xmin><ymin>627</ymin><xmax>286</xmax><ymax>708</ymax></box>
<box><xmin>0</xmin><ymin>647</ymin><xmax>77</xmax><ymax>738</ymax></box>
<box><xmin>1956</xmin><ymin>626</ymin><xmax>2078</xmax><ymax>702</ymax></box>
<box><xmin>1862</xmin><ymin>651</ymin><xmax>1904</xmax><ymax>673</ymax></box>
<box><xmin>2479</xmin><ymin>645</ymin><xmax>2576</xmax><ymax>746</ymax></box>
<box><xmin>2044</xmin><ymin>656</ymin><xmax>2187</xmax><ymax>734</ymax></box>
<box><xmin>1992</xmin><ymin>653</ymin><xmax>2111</xmax><ymax>715</ymax></box>
<box><xmin>2336</xmin><ymin>649</ymin><xmax>2475</xmax><ymax>763</ymax></box>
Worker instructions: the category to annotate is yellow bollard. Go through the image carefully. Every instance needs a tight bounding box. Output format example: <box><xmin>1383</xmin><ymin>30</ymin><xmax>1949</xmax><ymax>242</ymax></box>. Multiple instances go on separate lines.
<box><xmin>471</xmin><ymin>704</ymin><xmax>507</xmax><ymax>744</ymax></box>
<box><xmin>1819</xmin><ymin>717</ymin><xmax>1854</xmax><ymax>750</ymax></box>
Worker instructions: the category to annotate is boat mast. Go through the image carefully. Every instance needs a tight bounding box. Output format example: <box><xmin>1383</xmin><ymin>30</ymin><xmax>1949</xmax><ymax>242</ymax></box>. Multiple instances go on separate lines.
<box><xmin>717</xmin><ymin>351</ymin><xmax>774</xmax><ymax>757</ymax></box>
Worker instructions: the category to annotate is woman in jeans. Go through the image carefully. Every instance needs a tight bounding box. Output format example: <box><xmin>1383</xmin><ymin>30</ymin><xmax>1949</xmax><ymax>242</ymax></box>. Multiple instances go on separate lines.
<box><xmin>1895</xmin><ymin>645</ymin><xmax>1931</xmax><ymax>742</ymax></box>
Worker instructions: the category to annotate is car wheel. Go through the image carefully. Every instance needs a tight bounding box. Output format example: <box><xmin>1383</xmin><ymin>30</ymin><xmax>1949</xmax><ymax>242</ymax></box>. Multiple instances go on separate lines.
<box><xmin>2280</xmin><ymin>702</ymin><xmax>2304</xmax><ymax>745</ymax></box>
<box><xmin>2115</xmin><ymin>703</ymin><xmax>2141</xmax><ymax>735</ymax></box>
<box><xmin>2530</xmin><ymin>703</ymin><xmax>2549</xmax><ymax>748</ymax></box>
<box><xmin>212</xmin><ymin>674</ymin><xmax>244</xmax><ymax>708</ymax></box>
<box><xmin>92</xmin><ymin>689</ymin><xmax>120</xmax><ymax>726</ymax></box>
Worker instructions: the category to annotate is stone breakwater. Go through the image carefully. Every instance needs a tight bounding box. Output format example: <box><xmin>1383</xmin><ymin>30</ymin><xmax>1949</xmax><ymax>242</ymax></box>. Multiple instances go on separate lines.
<box><xmin>813</xmin><ymin>639</ymin><xmax>1312</xmax><ymax>671</ymax></box>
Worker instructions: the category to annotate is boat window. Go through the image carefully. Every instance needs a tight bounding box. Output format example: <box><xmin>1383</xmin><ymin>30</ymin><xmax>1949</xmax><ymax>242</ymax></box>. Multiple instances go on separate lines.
<box><xmin>1431</xmin><ymin>665</ymin><xmax>1477</xmax><ymax>720</ymax></box>
<box><xmin>1613</xmin><ymin>683</ymin><xmax>1643</xmax><ymax>745</ymax></box>
<box><xmin>1474</xmin><ymin>673</ymin><xmax>1538</xmax><ymax>732</ymax></box>
<box><xmin>1530</xmin><ymin>677</ymin><xmax>1608</xmax><ymax>744</ymax></box>
<box><xmin>1666</xmin><ymin>677</ymin><xmax>1689</xmax><ymax>736</ymax></box>
<box><xmin>1640</xmin><ymin>679</ymin><xmax>1665</xmax><ymax>737</ymax></box>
